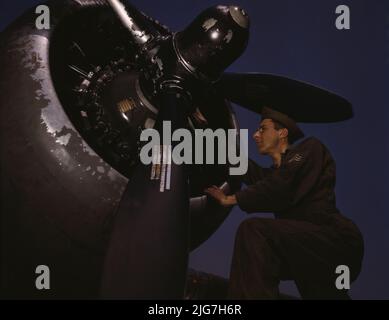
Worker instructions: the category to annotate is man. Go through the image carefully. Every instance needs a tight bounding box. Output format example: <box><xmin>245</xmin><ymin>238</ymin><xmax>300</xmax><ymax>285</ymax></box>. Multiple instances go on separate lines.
<box><xmin>205</xmin><ymin>107</ymin><xmax>364</xmax><ymax>299</ymax></box>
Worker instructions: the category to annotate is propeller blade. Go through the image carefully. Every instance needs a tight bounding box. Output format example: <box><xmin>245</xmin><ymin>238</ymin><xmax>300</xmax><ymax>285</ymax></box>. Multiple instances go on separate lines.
<box><xmin>214</xmin><ymin>72</ymin><xmax>353</xmax><ymax>122</ymax></box>
<box><xmin>107</xmin><ymin>0</ymin><xmax>161</xmax><ymax>47</ymax></box>
<box><xmin>101</xmin><ymin>89</ymin><xmax>190</xmax><ymax>299</ymax></box>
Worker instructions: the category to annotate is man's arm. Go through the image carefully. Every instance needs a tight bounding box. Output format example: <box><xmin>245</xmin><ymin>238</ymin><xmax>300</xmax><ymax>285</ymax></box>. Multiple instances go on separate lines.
<box><xmin>240</xmin><ymin>158</ymin><xmax>268</xmax><ymax>185</ymax></box>
<box><xmin>206</xmin><ymin>138</ymin><xmax>325</xmax><ymax>213</ymax></box>
<box><xmin>235</xmin><ymin>138</ymin><xmax>325</xmax><ymax>213</ymax></box>
<box><xmin>204</xmin><ymin>158</ymin><xmax>267</xmax><ymax>207</ymax></box>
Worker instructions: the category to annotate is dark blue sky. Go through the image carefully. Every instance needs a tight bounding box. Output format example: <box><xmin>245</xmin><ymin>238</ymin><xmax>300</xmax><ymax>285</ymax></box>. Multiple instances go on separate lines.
<box><xmin>1</xmin><ymin>0</ymin><xmax>388</xmax><ymax>299</ymax></box>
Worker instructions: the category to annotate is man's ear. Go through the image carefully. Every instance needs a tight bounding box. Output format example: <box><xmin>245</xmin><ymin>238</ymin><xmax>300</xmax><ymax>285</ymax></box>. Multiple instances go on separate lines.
<box><xmin>279</xmin><ymin>128</ymin><xmax>289</xmax><ymax>139</ymax></box>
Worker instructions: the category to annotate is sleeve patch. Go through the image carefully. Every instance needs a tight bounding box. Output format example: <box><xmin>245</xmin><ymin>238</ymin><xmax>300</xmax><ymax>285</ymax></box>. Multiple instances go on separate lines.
<box><xmin>287</xmin><ymin>153</ymin><xmax>304</xmax><ymax>164</ymax></box>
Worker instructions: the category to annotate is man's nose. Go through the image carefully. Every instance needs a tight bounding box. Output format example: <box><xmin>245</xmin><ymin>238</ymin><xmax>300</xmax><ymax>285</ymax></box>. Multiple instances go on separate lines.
<box><xmin>253</xmin><ymin>131</ymin><xmax>260</xmax><ymax>139</ymax></box>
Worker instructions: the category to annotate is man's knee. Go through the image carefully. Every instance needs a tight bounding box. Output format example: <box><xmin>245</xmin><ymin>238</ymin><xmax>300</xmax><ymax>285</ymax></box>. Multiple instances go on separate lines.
<box><xmin>235</xmin><ymin>218</ymin><xmax>270</xmax><ymax>245</ymax></box>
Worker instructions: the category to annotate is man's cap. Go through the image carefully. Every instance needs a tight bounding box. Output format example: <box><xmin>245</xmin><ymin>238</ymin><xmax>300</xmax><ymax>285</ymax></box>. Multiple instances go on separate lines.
<box><xmin>261</xmin><ymin>106</ymin><xmax>305</xmax><ymax>143</ymax></box>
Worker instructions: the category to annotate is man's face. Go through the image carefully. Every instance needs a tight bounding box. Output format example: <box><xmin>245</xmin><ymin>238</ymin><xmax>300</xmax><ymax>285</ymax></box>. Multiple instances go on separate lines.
<box><xmin>253</xmin><ymin>118</ymin><xmax>281</xmax><ymax>154</ymax></box>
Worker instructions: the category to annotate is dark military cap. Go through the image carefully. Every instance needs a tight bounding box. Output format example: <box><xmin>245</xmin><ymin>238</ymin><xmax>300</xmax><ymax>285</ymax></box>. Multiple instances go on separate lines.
<box><xmin>261</xmin><ymin>106</ymin><xmax>305</xmax><ymax>143</ymax></box>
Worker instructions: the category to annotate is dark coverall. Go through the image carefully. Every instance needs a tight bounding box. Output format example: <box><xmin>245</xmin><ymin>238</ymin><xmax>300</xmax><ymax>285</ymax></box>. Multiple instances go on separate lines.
<box><xmin>229</xmin><ymin>137</ymin><xmax>364</xmax><ymax>299</ymax></box>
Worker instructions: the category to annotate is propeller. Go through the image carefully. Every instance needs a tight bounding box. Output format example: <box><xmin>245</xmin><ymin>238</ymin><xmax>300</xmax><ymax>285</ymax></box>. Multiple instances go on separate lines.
<box><xmin>101</xmin><ymin>1</ymin><xmax>250</xmax><ymax>299</ymax></box>
<box><xmin>100</xmin><ymin>88</ymin><xmax>191</xmax><ymax>299</ymax></box>
<box><xmin>214</xmin><ymin>72</ymin><xmax>353</xmax><ymax>122</ymax></box>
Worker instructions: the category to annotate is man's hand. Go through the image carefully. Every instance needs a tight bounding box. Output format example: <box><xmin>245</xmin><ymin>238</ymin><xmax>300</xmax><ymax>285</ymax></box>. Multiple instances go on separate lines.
<box><xmin>204</xmin><ymin>185</ymin><xmax>237</xmax><ymax>207</ymax></box>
